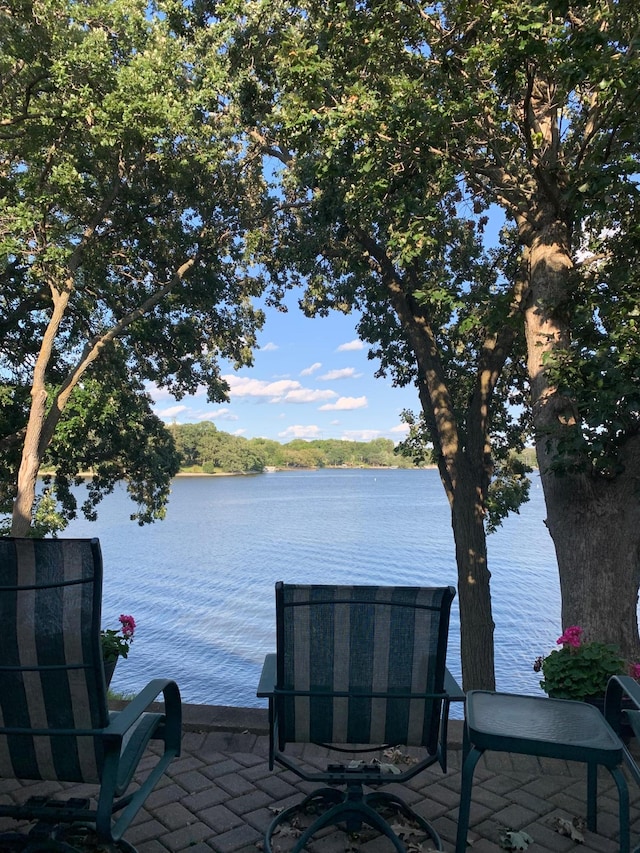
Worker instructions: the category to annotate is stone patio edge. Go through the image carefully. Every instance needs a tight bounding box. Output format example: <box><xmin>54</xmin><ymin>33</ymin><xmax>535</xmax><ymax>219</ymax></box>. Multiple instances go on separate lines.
<box><xmin>110</xmin><ymin>699</ymin><xmax>465</xmax><ymax>745</ymax></box>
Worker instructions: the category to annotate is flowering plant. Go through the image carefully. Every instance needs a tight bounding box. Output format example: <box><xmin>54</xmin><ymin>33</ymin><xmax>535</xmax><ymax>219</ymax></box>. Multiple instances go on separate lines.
<box><xmin>101</xmin><ymin>614</ymin><xmax>136</xmax><ymax>663</ymax></box>
<box><xmin>534</xmin><ymin>625</ymin><xmax>631</xmax><ymax>701</ymax></box>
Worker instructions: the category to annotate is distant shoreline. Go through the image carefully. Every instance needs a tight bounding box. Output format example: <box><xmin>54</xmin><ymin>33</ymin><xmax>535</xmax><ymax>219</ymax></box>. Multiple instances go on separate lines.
<box><xmin>174</xmin><ymin>465</ymin><xmax>437</xmax><ymax>476</ymax></box>
<box><xmin>45</xmin><ymin>464</ymin><xmax>438</xmax><ymax>479</ymax></box>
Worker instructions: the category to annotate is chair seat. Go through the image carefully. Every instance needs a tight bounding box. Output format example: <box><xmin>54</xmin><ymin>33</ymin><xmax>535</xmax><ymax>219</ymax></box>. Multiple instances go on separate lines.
<box><xmin>467</xmin><ymin>691</ymin><xmax>624</xmax><ymax>766</ymax></box>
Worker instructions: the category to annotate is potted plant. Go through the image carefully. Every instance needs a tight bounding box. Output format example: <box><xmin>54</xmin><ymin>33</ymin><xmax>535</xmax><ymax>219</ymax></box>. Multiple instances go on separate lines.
<box><xmin>101</xmin><ymin>614</ymin><xmax>136</xmax><ymax>685</ymax></box>
<box><xmin>533</xmin><ymin>625</ymin><xmax>629</xmax><ymax>702</ymax></box>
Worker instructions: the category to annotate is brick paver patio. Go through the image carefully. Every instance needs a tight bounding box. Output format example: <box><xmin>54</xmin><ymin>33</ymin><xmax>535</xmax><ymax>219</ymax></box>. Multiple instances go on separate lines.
<box><xmin>0</xmin><ymin>704</ymin><xmax>638</xmax><ymax>853</ymax></box>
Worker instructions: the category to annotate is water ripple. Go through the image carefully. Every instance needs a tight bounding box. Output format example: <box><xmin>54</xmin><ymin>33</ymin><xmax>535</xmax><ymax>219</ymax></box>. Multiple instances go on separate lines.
<box><xmin>65</xmin><ymin>469</ymin><xmax>560</xmax><ymax>710</ymax></box>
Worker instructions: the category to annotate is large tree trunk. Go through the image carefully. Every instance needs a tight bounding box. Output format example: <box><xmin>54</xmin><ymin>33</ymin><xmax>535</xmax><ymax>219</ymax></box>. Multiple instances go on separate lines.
<box><xmin>523</xmin><ymin>211</ymin><xmax>640</xmax><ymax>662</ymax></box>
<box><xmin>11</xmin><ymin>391</ymin><xmax>48</xmax><ymax>536</ymax></box>
<box><xmin>410</xmin><ymin>325</ymin><xmax>496</xmax><ymax>691</ymax></box>
<box><xmin>537</xmin><ymin>436</ymin><xmax>640</xmax><ymax>660</ymax></box>
<box><xmin>11</xmin><ymin>290</ymin><xmax>70</xmax><ymax>536</ymax></box>
<box><xmin>446</xmin><ymin>460</ymin><xmax>496</xmax><ymax>691</ymax></box>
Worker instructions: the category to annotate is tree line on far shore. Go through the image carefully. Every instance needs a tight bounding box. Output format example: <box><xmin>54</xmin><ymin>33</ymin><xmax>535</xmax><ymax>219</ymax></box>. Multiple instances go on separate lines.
<box><xmin>169</xmin><ymin>422</ymin><xmax>417</xmax><ymax>473</ymax></box>
<box><xmin>168</xmin><ymin>422</ymin><xmax>537</xmax><ymax>474</ymax></box>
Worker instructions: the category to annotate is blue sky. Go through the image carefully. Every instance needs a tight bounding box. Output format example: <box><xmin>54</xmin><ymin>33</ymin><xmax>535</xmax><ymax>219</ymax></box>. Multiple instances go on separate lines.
<box><xmin>150</xmin><ymin>291</ymin><xmax>419</xmax><ymax>443</ymax></box>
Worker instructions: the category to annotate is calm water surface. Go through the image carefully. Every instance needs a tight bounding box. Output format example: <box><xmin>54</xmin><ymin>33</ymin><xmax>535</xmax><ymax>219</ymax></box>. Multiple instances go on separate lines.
<box><xmin>63</xmin><ymin>468</ymin><xmax>559</xmax><ymax>712</ymax></box>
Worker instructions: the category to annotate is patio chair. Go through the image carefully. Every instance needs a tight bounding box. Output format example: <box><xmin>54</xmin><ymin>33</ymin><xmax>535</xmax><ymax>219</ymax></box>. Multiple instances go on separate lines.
<box><xmin>0</xmin><ymin>537</ymin><xmax>182</xmax><ymax>852</ymax></box>
<box><xmin>257</xmin><ymin>582</ymin><xmax>462</xmax><ymax>853</ymax></box>
<box><xmin>455</xmin><ymin>689</ymin><xmax>633</xmax><ymax>853</ymax></box>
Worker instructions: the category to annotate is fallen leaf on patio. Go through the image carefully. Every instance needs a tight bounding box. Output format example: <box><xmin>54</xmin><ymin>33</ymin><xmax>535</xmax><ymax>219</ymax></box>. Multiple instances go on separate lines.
<box><xmin>389</xmin><ymin>821</ymin><xmax>409</xmax><ymax>837</ymax></box>
<box><xmin>376</xmin><ymin>762</ymin><xmax>403</xmax><ymax>774</ymax></box>
<box><xmin>498</xmin><ymin>829</ymin><xmax>534</xmax><ymax>851</ymax></box>
<box><xmin>274</xmin><ymin>824</ymin><xmax>303</xmax><ymax>839</ymax></box>
<box><xmin>552</xmin><ymin>816</ymin><xmax>585</xmax><ymax>842</ymax></box>
<box><xmin>382</xmin><ymin>747</ymin><xmax>419</xmax><ymax>765</ymax></box>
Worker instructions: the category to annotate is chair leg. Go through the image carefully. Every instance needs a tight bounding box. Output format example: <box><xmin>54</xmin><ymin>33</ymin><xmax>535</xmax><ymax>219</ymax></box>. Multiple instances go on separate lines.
<box><xmin>455</xmin><ymin>745</ymin><xmax>483</xmax><ymax>853</ymax></box>
<box><xmin>264</xmin><ymin>789</ymin><xmax>343</xmax><ymax>853</ymax></box>
<box><xmin>365</xmin><ymin>791</ymin><xmax>442</xmax><ymax>850</ymax></box>
<box><xmin>587</xmin><ymin>762</ymin><xmax>598</xmax><ymax>832</ymax></box>
<box><xmin>608</xmin><ymin>765</ymin><xmax>630</xmax><ymax>853</ymax></box>
<box><xmin>265</xmin><ymin>784</ymin><xmax>443</xmax><ymax>853</ymax></box>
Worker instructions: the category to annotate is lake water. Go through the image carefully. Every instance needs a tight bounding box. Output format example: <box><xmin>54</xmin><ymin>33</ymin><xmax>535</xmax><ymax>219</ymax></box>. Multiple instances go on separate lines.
<box><xmin>63</xmin><ymin>468</ymin><xmax>560</xmax><ymax>714</ymax></box>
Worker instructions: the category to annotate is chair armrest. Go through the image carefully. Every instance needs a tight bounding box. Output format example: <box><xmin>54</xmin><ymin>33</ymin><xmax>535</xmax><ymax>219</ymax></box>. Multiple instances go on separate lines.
<box><xmin>605</xmin><ymin>675</ymin><xmax>640</xmax><ymax>730</ymax></box>
<box><xmin>606</xmin><ymin>675</ymin><xmax>640</xmax><ymax>784</ymax></box>
<box><xmin>257</xmin><ymin>653</ymin><xmax>277</xmax><ymax>698</ymax></box>
<box><xmin>104</xmin><ymin>678</ymin><xmax>182</xmax><ymax>742</ymax></box>
<box><xmin>257</xmin><ymin>656</ymin><xmax>462</xmax><ymax>702</ymax></box>
<box><xmin>444</xmin><ymin>667</ymin><xmax>465</xmax><ymax>702</ymax></box>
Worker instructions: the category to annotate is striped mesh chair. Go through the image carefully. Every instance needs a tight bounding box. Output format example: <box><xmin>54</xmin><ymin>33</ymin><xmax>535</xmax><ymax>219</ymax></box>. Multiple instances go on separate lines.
<box><xmin>257</xmin><ymin>582</ymin><xmax>461</xmax><ymax>853</ymax></box>
<box><xmin>0</xmin><ymin>537</ymin><xmax>181</xmax><ymax>851</ymax></box>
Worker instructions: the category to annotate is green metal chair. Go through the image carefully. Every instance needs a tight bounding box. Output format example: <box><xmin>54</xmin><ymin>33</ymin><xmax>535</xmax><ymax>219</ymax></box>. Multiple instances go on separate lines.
<box><xmin>0</xmin><ymin>537</ymin><xmax>182</xmax><ymax>852</ymax></box>
<box><xmin>455</xmin><ymin>690</ymin><xmax>631</xmax><ymax>853</ymax></box>
<box><xmin>257</xmin><ymin>582</ymin><xmax>463</xmax><ymax>853</ymax></box>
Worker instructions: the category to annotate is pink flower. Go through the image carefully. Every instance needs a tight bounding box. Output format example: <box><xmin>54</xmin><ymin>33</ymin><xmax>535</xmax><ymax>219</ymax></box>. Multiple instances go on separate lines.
<box><xmin>630</xmin><ymin>663</ymin><xmax>640</xmax><ymax>680</ymax></box>
<box><xmin>557</xmin><ymin>625</ymin><xmax>583</xmax><ymax>648</ymax></box>
<box><xmin>119</xmin><ymin>614</ymin><xmax>136</xmax><ymax>639</ymax></box>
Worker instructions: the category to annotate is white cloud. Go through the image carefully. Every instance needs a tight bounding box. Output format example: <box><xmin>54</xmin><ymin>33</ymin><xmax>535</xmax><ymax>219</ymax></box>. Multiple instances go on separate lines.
<box><xmin>337</xmin><ymin>339</ymin><xmax>364</xmax><ymax>352</ymax></box>
<box><xmin>341</xmin><ymin>429</ymin><xmax>381</xmax><ymax>441</ymax></box>
<box><xmin>390</xmin><ymin>423</ymin><xmax>410</xmax><ymax>434</ymax></box>
<box><xmin>319</xmin><ymin>396</ymin><xmax>368</xmax><ymax>411</ymax></box>
<box><xmin>225</xmin><ymin>376</ymin><xmax>300</xmax><ymax>398</ymax></box>
<box><xmin>284</xmin><ymin>388</ymin><xmax>337</xmax><ymax>403</ymax></box>
<box><xmin>197</xmin><ymin>409</ymin><xmax>239</xmax><ymax>422</ymax></box>
<box><xmin>145</xmin><ymin>382</ymin><xmax>173</xmax><ymax>403</ymax></box>
<box><xmin>262</xmin><ymin>341</ymin><xmax>279</xmax><ymax>351</ymax></box>
<box><xmin>156</xmin><ymin>404</ymin><xmax>188</xmax><ymax>419</ymax></box>
<box><xmin>300</xmin><ymin>362</ymin><xmax>322</xmax><ymax>376</ymax></box>
<box><xmin>278</xmin><ymin>425</ymin><xmax>323</xmax><ymax>439</ymax></box>
<box><xmin>320</xmin><ymin>367</ymin><xmax>361</xmax><ymax>381</ymax></box>
<box><xmin>223</xmin><ymin>374</ymin><xmax>337</xmax><ymax>404</ymax></box>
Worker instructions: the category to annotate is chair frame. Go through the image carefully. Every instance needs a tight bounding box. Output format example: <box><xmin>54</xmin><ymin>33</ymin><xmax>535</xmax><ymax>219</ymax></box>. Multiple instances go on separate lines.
<box><xmin>258</xmin><ymin>581</ymin><xmax>463</xmax><ymax>853</ymax></box>
<box><xmin>0</xmin><ymin>537</ymin><xmax>182</xmax><ymax>849</ymax></box>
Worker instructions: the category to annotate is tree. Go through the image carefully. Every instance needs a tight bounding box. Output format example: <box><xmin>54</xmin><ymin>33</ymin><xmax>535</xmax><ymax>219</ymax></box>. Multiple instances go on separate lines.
<box><xmin>229</xmin><ymin>0</ymin><xmax>533</xmax><ymax>689</ymax></box>
<box><xmin>406</xmin><ymin>0</ymin><xmax>640</xmax><ymax>660</ymax></box>
<box><xmin>230</xmin><ymin>0</ymin><xmax>640</xmax><ymax>666</ymax></box>
<box><xmin>0</xmin><ymin>0</ymin><xmax>267</xmax><ymax>533</ymax></box>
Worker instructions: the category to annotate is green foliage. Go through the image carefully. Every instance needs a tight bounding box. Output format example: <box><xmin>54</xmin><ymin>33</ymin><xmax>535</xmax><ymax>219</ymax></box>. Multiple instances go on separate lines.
<box><xmin>536</xmin><ymin>627</ymin><xmax>627</xmax><ymax>701</ymax></box>
<box><xmin>169</xmin><ymin>422</ymin><xmax>265</xmax><ymax>474</ymax></box>
<box><xmin>485</xmin><ymin>455</ymin><xmax>532</xmax><ymax>534</ymax></box>
<box><xmin>230</xmin><ymin>0</ymin><xmax>532</xmax><ymax>509</ymax></box>
<box><xmin>0</xmin><ymin>490</ymin><xmax>66</xmax><ymax>538</ymax></box>
<box><xmin>100</xmin><ymin>614</ymin><xmax>136</xmax><ymax>663</ymax></box>
<box><xmin>397</xmin><ymin>409</ymin><xmax>532</xmax><ymax>532</ymax></box>
<box><xmin>538</xmin><ymin>642</ymin><xmax>625</xmax><ymax>702</ymax></box>
<box><xmin>230</xmin><ymin>0</ymin><xmax>640</xmax><ymax>486</ymax></box>
<box><xmin>0</xmin><ymin>0</ymin><xmax>270</xmax><ymax>531</ymax></box>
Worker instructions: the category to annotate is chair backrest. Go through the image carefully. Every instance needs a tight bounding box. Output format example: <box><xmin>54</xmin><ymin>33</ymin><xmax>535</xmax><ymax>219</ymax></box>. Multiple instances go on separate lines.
<box><xmin>0</xmin><ymin>537</ymin><xmax>110</xmax><ymax>783</ymax></box>
<box><xmin>275</xmin><ymin>583</ymin><xmax>455</xmax><ymax>753</ymax></box>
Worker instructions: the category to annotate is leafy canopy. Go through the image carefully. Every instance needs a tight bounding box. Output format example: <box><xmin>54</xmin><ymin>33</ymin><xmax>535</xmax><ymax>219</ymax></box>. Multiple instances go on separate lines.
<box><xmin>0</xmin><ymin>0</ymin><xmax>270</xmax><ymax>529</ymax></box>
